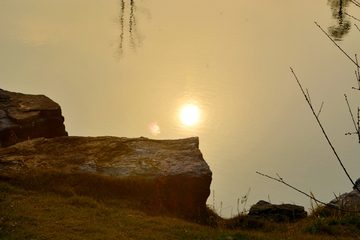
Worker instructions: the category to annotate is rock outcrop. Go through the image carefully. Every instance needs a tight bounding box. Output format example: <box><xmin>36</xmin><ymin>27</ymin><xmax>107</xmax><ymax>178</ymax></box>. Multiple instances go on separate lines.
<box><xmin>0</xmin><ymin>136</ymin><xmax>212</xmax><ymax>215</ymax></box>
<box><xmin>0</xmin><ymin>89</ymin><xmax>67</xmax><ymax>147</ymax></box>
<box><xmin>248</xmin><ymin>200</ymin><xmax>307</xmax><ymax>222</ymax></box>
<box><xmin>328</xmin><ymin>178</ymin><xmax>360</xmax><ymax>210</ymax></box>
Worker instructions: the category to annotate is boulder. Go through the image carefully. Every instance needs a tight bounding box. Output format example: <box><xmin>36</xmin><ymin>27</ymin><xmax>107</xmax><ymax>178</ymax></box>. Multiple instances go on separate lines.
<box><xmin>328</xmin><ymin>178</ymin><xmax>360</xmax><ymax>210</ymax></box>
<box><xmin>0</xmin><ymin>136</ymin><xmax>212</xmax><ymax>215</ymax></box>
<box><xmin>0</xmin><ymin>89</ymin><xmax>67</xmax><ymax>147</ymax></box>
<box><xmin>248</xmin><ymin>200</ymin><xmax>307</xmax><ymax>222</ymax></box>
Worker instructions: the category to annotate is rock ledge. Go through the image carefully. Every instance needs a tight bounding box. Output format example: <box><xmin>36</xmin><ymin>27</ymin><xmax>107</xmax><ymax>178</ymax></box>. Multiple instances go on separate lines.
<box><xmin>0</xmin><ymin>89</ymin><xmax>67</xmax><ymax>147</ymax></box>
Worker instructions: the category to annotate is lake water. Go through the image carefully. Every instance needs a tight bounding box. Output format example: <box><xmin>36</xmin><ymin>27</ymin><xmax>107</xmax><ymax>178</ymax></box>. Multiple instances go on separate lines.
<box><xmin>1</xmin><ymin>0</ymin><xmax>360</xmax><ymax>218</ymax></box>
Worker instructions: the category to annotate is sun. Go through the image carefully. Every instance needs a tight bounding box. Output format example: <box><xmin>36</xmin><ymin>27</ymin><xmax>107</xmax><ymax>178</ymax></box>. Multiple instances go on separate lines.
<box><xmin>180</xmin><ymin>105</ymin><xmax>200</xmax><ymax>126</ymax></box>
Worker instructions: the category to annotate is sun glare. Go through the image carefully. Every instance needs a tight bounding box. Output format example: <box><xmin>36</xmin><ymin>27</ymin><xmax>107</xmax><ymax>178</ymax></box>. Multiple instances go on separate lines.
<box><xmin>180</xmin><ymin>105</ymin><xmax>200</xmax><ymax>126</ymax></box>
<box><xmin>148</xmin><ymin>121</ymin><xmax>161</xmax><ymax>135</ymax></box>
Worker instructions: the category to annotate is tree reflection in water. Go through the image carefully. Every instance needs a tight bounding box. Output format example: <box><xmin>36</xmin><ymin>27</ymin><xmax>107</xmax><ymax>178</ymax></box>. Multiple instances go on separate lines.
<box><xmin>327</xmin><ymin>0</ymin><xmax>352</xmax><ymax>41</ymax></box>
<box><xmin>116</xmin><ymin>0</ymin><xmax>149</xmax><ymax>59</ymax></box>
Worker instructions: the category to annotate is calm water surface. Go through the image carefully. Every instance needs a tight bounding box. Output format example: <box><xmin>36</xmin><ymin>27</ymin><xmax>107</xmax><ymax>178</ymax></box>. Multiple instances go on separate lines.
<box><xmin>1</xmin><ymin>0</ymin><xmax>360</xmax><ymax>217</ymax></box>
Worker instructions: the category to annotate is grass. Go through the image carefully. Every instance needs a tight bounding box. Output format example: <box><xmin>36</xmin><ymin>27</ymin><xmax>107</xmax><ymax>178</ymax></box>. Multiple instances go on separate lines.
<box><xmin>1</xmin><ymin>169</ymin><xmax>360</xmax><ymax>239</ymax></box>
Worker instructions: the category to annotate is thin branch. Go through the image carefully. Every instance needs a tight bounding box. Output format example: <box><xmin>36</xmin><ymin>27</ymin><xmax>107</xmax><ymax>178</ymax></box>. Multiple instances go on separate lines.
<box><xmin>345</xmin><ymin>132</ymin><xmax>358</xmax><ymax>135</ymax></box>
<box><xmin>290</xmin><ymin>68</ymin><xmax>360</xmax><ymax>192</ymax></box>
<box><xmin>257</xmin><ymin>172</ymin><xmax>360</xmax><ymax>212</ymax></box>
<box><xmin>355</xmin><ymin>24</ymin><xmax>360</xmax><ymax>33</ymax></box>
<box><xmin>353</xmin><ymin>77</ymin><xmax>360</xmax><ymax>90</ymax></box>
<box><xmin>306</xmin><ymin>89</ymin><xmax>312</xmax><ymax>105</ymax></box>
<box><xmin>344</xmin><ymin>94</ymin><xmax>358</xmax><ymax>132</ymax></box>
<box><xmin>353</xmin><ymin>71</ymin><xmax>360</xmax><ymax>90</ymax></box>
<box><xmin>317</xmin><ymin>102</ymin><xmax>324</xmax><ymax>117</ymax></box>
<box><xmin>315</xmin><ymin>22</ymin><xmax>360</xmax><ymax>68</ymax></box>
<box><xmin>345</xmin><ymin>12</ymin><xmax>360</xmax><ymax>22</ymax></box>
<box><xmin>356</xmin><ymin>54</ymin><xmax>360</xmax><ymax>90</ymax></box>
<box><xmin>358</xmin><ymin>108</ymin><xmax>360</xmax><ymax>143</ymax></box>
<box><xmin>355</xmin><ymin>59</ymin><xmax>360</xmax><ymax>90</ymax></box>
<box><xmin>350</xmin><ymin>0</ymin><xmax>360</xmax><ymax>8</ymax></box>
<box><xmin>256</xmin><ymin>172</ymin><xmax>325</xmax><ymax>204</ymax></box>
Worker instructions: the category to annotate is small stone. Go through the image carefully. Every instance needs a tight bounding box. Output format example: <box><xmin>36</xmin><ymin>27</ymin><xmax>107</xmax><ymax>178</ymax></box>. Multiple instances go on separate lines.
<box><xmin>248</xmin><ymin>200</ymin><xmax>307</xmax><ymax>222</ymax></box>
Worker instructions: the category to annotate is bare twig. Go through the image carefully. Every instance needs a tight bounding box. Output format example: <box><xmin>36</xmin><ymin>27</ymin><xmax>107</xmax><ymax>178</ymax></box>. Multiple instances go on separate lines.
<box><xmin>355</xmin><ymin>54</ymin><xmax>360</xmax><ymax>90</ymax></box>
<box><xmin>353</xmin><ymin>70</ymin><xmax>360</xmax><ymax>90</ymax></box>
<box><xmin>306</xmin><ymin>90</ymin><xmax>324</xmax><ymax>117</ymax></box>
<box><xmin>345</xmin><ymin>12</ymin><xmax>360</xmax><ymax>21</ymax></box>
<box><xmin>354</xmin><ymin>67</ymin><xmax>360</xmax><ymax>90</ymax></box>
<box><xmin>345</xmin><ymin>132</ymin><xmax>358</xmax><ymax>135</ymax></box>
<box><xmin>256</xmin><ymin>172</ymin><xmax>327</xmax><ymax>205</ymax></box>
<box><xmin>257</xmin><ymin>171</ymin><xmax>360</xmax><ymax>212</ymax></box>
<box><xmin>358</xmin><ymin>108</ymin><xmax>360</xmax><ymax>143</ymax></box>
<box><xmin>317</xmin><ymin>102</ymin><xmax>324</xmax><ymax>117</ymax></box>
<box><xmin>345</xmin><ymin>94</ymin><xmax>358</xmax><ymax>132</ymax></box>
<box><xmin>350</xmin><ymin>0</ymin><xmax>360</xmax><ymax>8</ymax></box>
<box><xmin>315</xmin><ymin>22</ymin><xmax>360</xmax><ymax>68</ymax></box>
<box><xmin>290</xmin><ymin>68</ymin><xmax>360</xmax><ymax>192</ymax></box>
<box><xmin>355</xmin><ymin>24</ymin><xmax>360</xmax><ymax>32</ymax></box>
<box><xmin>306</xmin><ymin>89</ymin><xmax>312</xmax><ymax>105</ymax></box>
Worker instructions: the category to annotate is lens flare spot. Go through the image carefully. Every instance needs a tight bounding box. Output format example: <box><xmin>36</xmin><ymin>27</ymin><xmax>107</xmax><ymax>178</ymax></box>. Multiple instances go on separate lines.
<box><xmin>148</xmin><ymin>121</ymin><xmax>161</xmax><ymax>135</ymax></box>
<box><xmin>180</xmin><ymin>105</ymin><xmax>200</xmax><ymax>126</ymax></box>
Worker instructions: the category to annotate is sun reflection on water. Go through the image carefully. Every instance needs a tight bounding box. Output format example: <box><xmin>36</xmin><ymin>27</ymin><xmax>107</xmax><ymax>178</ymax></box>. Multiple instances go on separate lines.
<box><xmin>180</xmin><ymin>104</ymin><xmax>200</xmax><ymax>126</ymax></box>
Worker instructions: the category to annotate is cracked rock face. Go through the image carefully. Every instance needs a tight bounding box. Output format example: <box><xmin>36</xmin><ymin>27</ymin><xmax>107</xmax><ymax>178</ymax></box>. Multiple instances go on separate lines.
<box><xmin>0</xmin><ymin>136</ymin><xmax>212</xmax><ymax>210</ymax></box>
<box><xmin>0</xmin><ymin>89</ymin><xmax>68</xmax><ymax>147</ymax></box>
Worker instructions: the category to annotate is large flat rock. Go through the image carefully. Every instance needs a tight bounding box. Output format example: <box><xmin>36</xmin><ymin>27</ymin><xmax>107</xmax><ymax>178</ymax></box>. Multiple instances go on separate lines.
<box><xmin>0</xmin><ymin>136</ymin><xmax>212</xmax><ymax>214</ymax></box>
<box><xmin>0</xmin><ymin>89</ymin><xmax>67</xmax><ymax>147</ymax></box>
